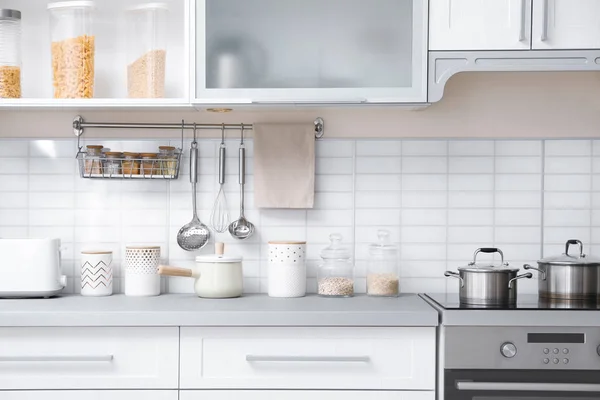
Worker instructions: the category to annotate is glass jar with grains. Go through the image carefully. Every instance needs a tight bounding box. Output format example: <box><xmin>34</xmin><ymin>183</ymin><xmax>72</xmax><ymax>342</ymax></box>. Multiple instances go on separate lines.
<box><xmin>367</xmin><ymin>230</ymin><xmax>399</xmax><ymax>297</ymax></box>
<box><xmin>317</xmin><ymin>233</ymin><xmax>354</xmax><ymax>297</ymax></box>
<box><xmin>0</xmin><ymin>9</ymin><xmax>22</xmax><ymax>98</ymax></box>
<box><xmin>140</xmin><ymin>153</ymin><xmax>158</xmax><ymax>176</ymax></box>
<box><xmin>84</xmin><ymin>145</ymin><xmax>103</xmax><ymax>175</ymax></box>
<box><xmin>122</xmin><ymin>152</ymin><xmax>140</xmax><ymax>176</ymax></box>
<box><xmin>103</xmin><ymin>152</ymin><xmax>123</xmax><ymax>175</ymax></box>
<box><xmin>158</xmin><ymin>146</ymin><xmax>177</xmax><ymax>176</ymax></box>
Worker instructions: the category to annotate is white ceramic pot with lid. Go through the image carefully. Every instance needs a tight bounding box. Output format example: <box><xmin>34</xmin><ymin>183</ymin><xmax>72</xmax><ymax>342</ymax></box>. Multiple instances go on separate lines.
<box><xmin>159</xmin><ymin>243</ymin><xmax>243</xmax><ymax>298</ymax></box>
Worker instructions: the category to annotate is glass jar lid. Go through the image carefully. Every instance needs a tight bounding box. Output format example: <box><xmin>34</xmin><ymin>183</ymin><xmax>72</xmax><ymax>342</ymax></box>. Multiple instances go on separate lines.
<box><xmin>140</xmin><ymin>153</ymin><xmax>158</xmax><ymax>158</ymax></box>
<box><xmin>105</xmin><ymin>152</ymin><xmax>123</xmax><ymax>158</ymax></box>
<box><xmin>320</xmin><ymin>233</ymin><xmax>351</xmax><ymax>260</ymax></box>
<box><xmin>0</xmin><ymin>9</ymin><xmax>21</xmax><ymax>20</ymax></box>
<box><xmin>369</xmin><ymin>229</ymin><xmax>398</xmax><ymax>259</ymax></box>
<box><xmin>48</xmin><ymin>1</ymin><xmax>96</xmax><ymax>10</ymax></box>
<box><xmin>123</xmin><ymin>152</ymin><xmax>140</xmax><ymax>158</ymax></box>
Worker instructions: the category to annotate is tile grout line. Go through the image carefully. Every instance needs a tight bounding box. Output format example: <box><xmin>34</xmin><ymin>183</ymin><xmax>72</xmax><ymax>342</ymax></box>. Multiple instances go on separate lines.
<box><xmin>444</xmin><ymin>140</ymin><xmax>450</xmax><ymax>293</ymax></box>
<box><xmin>540</xmin><ymin>140</ymin><xmax>546</xmax><ymax>259</ymax></box>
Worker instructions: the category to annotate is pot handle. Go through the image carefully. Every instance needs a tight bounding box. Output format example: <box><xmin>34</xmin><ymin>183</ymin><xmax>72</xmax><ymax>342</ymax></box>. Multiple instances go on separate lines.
<box><xmin>444</xmin><ymin>271</ymin><xmax>464</xmax><ymax>288</ymax></box>
<box><xmin>508</xmin><ymin>272</ymin><xmax>533</xmax><ymax>288</ymax></box>
<box><xmin>469</xmin><ymin>248</ymin><xmax>507</xmax><ymax>267</ymax></box>
<box><xmin>523</xmin><ymin>264</ymin><xmax>546</xmax><ymax>281</ymax></box>
<box><xmin>158</xmin><ymin>265</ymin><xmax>194</xmax><ymax>278</ymax></box>
<box><xmin>565</xmin><ymin>239</ymin><xmax>584</xmax><ymax>258</ymax></box>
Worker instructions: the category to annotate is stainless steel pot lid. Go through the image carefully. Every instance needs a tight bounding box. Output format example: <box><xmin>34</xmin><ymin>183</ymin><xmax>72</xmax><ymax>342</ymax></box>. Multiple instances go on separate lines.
<box><xmin>458</xmin><ymin>247</ymin><xmax>519</xmax><ymax>273</ymax></box>
<box><xmin>539</xmin><ymin>239</ymin><xmax>600</xmax><ymax>266</ymax></box>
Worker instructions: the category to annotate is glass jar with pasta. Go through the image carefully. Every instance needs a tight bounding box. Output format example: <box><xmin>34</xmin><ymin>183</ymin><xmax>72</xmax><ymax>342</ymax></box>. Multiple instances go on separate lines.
<box><xmin>47</xmin><ymin>1</ymin><xmax>96</xmax><ymax>99</ymax></box>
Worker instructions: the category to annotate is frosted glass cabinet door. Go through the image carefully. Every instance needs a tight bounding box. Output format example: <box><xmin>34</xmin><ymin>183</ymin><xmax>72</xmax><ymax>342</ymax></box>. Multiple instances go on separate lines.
<box><xmin>430</xmin><ymin>0</ymin><xmax>532</xmax><ymax>50</ymax></box>
<box><xmin>194</xmin><ymin>0</ymin><xmax>428</xmax><ymax>103</ymax></box>
<box><xmin>532</xmin><ymin>0</ymin><xmax>600</xmax><ymax>49</ymax></box>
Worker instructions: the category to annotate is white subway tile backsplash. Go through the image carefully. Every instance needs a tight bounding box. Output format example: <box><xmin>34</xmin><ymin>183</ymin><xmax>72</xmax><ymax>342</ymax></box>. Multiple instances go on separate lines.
<box><xmin>356</xmin><ymin>157</ymin><xmax>401</xmax><ymax>174</ymax></box>
<box><xmin>316</xmin><ymin>157</ymin><xmax>353</xmax><ymax>174</ymax></box>
<box><xmin>495</xmin><ymin>141</ymin><xmax>542</xmax><ymax>156</ymax></box>
<box><xmin>495</xmin><ymin>157</ymin><xmax>542</xmax><ymax>174</ymax></box>
<box><xmin>0</xmin><ymin>141</ymin><xmax>28</xmax><ymax>157</ymax></box>
<box><xmin>544</xmin><ymin>209</ymin><xmax>591</xmax><ymax>227</ymax></box>
<box><xmin>449</xmin><ymin>141</ymin><xmax>494</xmax><ymax>156</ymax></box>
<box><xmin>545</xmin><ymin>140</ymin><xmax>591</xmax><ymax>156</ymax></box>
<box><xmin>3</xmin><ymin>137</ymin><xmax>598</xmax><ymax>295</ymax></box>
<box><xmin>402</xmin><ymin>141</ymin><xmax>447</xmax><ymax>156</ymax></box>
<box><xmin>356</xmin><ymin>140</ymin><xmax>402</xmax><ymax>156</ymax></box>
<box><xmin>402</xmin><ymin>157</ymin><xmax>447</xmax><ymax>174</ymax></box>
<box><xmin>448</xmin><ymin>191</ymin><xmax>493</xmax><ymax>208</ymax></box>
<box><xmin>545</xmin><ymin>175</ymin><xmax>591</xmax><ymax>191</ymax></box>
<box><xmin>449</xmin><ymin>157</ymin><xmax>494</xmax><ymax>174</ymax></box>
<box><xmin>402</xmin><ymin>174</ymin><xmax>447</xmax><ymax>191</ymax></box>
<box><xmin>0</xmin><ymin>158</ymin><xmax>28</xmax><ymax>174</ymax></box>
<box><xmin>449</xmin><ymin>175</ymin><xmax>494</xmax><ymax>191</ymax></box>
<box><xmin>315</xmin><ymin>141</ymin><xmax>354</xmax><ymax>158</ymax></box>
<box><xmin>544</xmin><ymin>157</ymin><xmax>591</xmax><ymax>174</ymax></box>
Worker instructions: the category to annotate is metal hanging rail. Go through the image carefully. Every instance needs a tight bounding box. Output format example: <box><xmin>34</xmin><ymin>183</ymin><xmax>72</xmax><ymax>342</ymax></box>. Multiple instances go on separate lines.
<box><xmin>72</xmin><ymin>115</ymin><xmax>325</xmax><ymax>139</ymax></box>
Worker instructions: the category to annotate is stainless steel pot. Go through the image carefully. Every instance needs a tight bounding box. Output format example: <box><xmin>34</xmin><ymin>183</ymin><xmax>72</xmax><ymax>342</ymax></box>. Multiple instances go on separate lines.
<box><xmin>524</xmin><ymin>239</ymin><xmax>600</xmax><ymax>301</ymax></box>
<box><xmin>445</xmin><ymin>248</ymin><xmax>532</xmax><ymax>306</ymax></box>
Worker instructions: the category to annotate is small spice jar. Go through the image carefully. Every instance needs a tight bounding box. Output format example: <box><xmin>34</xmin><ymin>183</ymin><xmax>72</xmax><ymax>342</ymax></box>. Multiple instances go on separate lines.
<box><xmin>140</xmin><ymin>153</ymin><xmax>158</xmax><ymax>176</ymax></box>
<box><xmin>367</xmin><ymin>230</ymin><xmax>400</xmax><ymax>297</ymax></box>
<box><xmin>158</xmin><ymin>146</ymin><xmax>177</xmax><ymax>176</ymax></box>
<box><xmin>84</xmin><ymin>145</ymin><xmax>103</xmax><ymax>175</ymax></box>
<box><xmin>104</xmin><ymin>152</ymin><xmax>123</xmax><ymax>175</ymax></box>
<box><xmin>122</xmin><ymin>152</ymin><xmax>140</xmax><ymax>176</ymax></box>
<box><xmin>317</xmin><ymin>233</ymin><xmax>354</xmax><ymax>297</ymax></box>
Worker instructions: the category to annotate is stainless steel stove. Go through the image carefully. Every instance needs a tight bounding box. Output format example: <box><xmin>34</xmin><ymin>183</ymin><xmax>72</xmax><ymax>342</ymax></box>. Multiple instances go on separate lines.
<box><xmin>421</xmin><ymin>293</ymin><xmax>600</xmax><ymax>400</ymax></box>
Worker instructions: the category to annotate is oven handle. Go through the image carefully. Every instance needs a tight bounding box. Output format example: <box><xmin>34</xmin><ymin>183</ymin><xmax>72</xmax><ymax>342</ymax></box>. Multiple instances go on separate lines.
<box><xmin>457</xmin><ymin>381</ymin><xmax>600</xmax><ymax>392</ymax></box>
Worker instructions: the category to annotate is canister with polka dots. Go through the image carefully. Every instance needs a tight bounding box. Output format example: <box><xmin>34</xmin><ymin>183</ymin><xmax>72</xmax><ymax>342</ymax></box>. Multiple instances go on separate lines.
<box><xmin>268</xmin><ymin>241</ymin><xmax>307</xmax><ymax>298</ymax></box>
<box><xmin>125</xmin><ymin>246</ymin><xmax>161</xmax><ymax>296</ymax></box>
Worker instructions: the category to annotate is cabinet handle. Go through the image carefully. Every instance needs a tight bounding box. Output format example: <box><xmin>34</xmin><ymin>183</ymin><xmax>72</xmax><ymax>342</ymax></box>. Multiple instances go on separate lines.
<box><xmin>457</xmin><ymin>381</ymin><xmax>600</xmax><ymax>392</ymax></box>
<box><xmin>541</xmin><ymin>0</ymin><xmax>549</xmax><ymax>41</ymax></box>
<box><xmin>246</xmin><ymin>355</ymin><xmax>370</xmax><ymax>363</ymax></box>
<box><xmin>253</xmin><ymin>99</ymin><xmax>367</xmax><ymax>105</ymax></box>
<box><xmin>0</xmin><ymin>355</ymin><xmax>114</xmax><ymax>362</ymax></box>
<box><xmin>519</xmin><ymin>0</ymin><xmax>527</xmax><ymax>41</ymax></box>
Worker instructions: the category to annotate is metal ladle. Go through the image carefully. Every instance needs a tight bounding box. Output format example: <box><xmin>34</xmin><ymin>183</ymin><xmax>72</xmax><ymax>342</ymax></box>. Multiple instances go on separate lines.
<box><xmin>228</xmin><ymin>124</ymin><xmax>255</xmax><ymax>240</ymax></box>
<box><xmin>177</xmin><ymin>122</ymin><xmax>210</xmax><ymax>251</ymax></box>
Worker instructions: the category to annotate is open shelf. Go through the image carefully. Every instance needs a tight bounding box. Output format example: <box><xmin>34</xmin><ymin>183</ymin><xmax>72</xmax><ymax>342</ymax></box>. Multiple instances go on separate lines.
<box><xmin>0</xmin><ymin>0</ymin><xmax>189</xmax><ymax>108</ymax></box>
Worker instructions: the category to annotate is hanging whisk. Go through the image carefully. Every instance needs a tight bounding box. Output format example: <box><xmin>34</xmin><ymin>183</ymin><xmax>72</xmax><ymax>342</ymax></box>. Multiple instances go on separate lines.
<box><xmin>210</xmin><ymin>125</ymin><xmax>231</xmax><ymax>233</ymax></box>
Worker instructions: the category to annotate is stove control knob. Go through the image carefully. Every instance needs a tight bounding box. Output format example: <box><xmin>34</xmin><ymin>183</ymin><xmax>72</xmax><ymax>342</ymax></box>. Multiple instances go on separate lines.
<box><xmin>501</xmin><ymin>342</ymin><xmax>517</xmax><ymax>358</ymax></box>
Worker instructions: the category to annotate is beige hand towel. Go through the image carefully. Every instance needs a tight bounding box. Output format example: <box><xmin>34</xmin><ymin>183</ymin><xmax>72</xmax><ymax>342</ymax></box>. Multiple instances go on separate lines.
<box><xmin>254</xmin><ymin>123</ymin><xmax>315</xmax><ymax>209</ymax></box>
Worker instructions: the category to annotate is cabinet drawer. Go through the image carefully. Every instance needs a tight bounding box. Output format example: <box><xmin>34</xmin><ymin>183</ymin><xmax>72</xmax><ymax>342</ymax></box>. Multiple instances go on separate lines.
<box><xmin>0</xmin><ymin>327</ymin><xmax>179</xmax><ymax>390</ymax></box>
<box><xmin>180</xmin><ymin>327</ymin><xmax>435</xmax><ymax>390</ymax></box>
<box><xmin>3</xmin><ymin>391</ymin><xmax>178</xmax><ymax>400</ymax></box>
<box><xmin>181</xmin><ymin>391</ymin><xmax>434</xmax><ymax>400</ymax></box>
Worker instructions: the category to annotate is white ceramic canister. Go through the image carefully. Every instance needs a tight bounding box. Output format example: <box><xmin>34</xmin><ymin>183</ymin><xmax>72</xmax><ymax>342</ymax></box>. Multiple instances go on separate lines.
<box><xmin>81</xmin><ymin>250</ymin><xmax>113</xmax><ymax>296</ymax></box>
<box><xmin>194</xmin><ymin>243</ymin><xmax>243</xmax><ymax>298</ymax></box>
<box><xmin>125</xmin><ymin>246</ymin><xmax>161</xmax><ymax>296</ymax></box>
<box><xmin>268</xmin><ymin>241</ymin><xmax>307</xmax><ymax>298</ymax></box>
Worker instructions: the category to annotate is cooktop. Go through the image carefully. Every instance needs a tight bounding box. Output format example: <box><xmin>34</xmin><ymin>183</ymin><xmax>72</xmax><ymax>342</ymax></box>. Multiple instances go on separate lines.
<box><xmin>423</xmin><ymin>293</ymin><xmax>600</xmax><ymax>310</ymax></box>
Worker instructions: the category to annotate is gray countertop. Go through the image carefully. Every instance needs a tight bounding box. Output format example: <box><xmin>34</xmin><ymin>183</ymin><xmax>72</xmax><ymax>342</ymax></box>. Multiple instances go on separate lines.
<box><xmin>0</xmin><ymin>294</ymin><xmax>439</xmax><ymax>327</ymax></box>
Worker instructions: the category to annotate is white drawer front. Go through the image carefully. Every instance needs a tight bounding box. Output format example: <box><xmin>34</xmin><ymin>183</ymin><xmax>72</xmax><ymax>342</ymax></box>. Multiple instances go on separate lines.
<box><xmin>180</xmin><ymin>327</ymin><xmax>435</xmax><ymax>390</ymax></box>
<box><xmin>0</xmin><ymin>327</ymin><xmax>179</xmax><ymax>390</ymax></box>
<box><xmin>181</xmin><ymin>391</ymin><xmax>434</xmax><ymax>400</ymax></box>
<box><xmin>3</xmin><ymin>391</ymin><xmax>178</xmax><ymax>400</ymax></box>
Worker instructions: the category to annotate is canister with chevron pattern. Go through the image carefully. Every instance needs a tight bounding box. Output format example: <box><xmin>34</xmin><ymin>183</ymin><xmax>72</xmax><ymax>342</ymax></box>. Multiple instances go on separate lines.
<box><xmin>80</xmin><ymin>251</ymin><xmax>113</xmax><ymax>296</ymax></box>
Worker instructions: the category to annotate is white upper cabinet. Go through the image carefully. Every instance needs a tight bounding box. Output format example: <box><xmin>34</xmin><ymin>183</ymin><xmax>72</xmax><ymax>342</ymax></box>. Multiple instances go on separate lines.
<box><xmin>532</xmin><ymin>0</ymin><xmax>600</xmax><ymax>49</ymax></box>
<box><xmin>429</xmin><ymin>0</ymin><xmax>532</xmax><ymax>50</ymax></box>
<box><xmin>194</xmin><ymin>0</ymin><xmax>428</xmax><ymax>104</ymax></box>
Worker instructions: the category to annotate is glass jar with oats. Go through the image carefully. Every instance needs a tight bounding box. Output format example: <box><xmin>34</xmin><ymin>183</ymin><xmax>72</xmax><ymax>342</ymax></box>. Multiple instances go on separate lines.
<box><xmin>367</xmin><ymin>230</ymin><xmax>400</xmax><ymax>297</ymax></box>
<box><xmin>126</xmin><ymin>3</ymin><xmax>169</xmax><ymax>98</ymax></box>
<box><xmin>0</xmin><ymin>9</ymin><xmax>22</xmax><ymax>98</ymax></box>
<box><xmin>48</xmin><ymin>1</ymin><xmax>96</xmax><ymax>99</ymax></box>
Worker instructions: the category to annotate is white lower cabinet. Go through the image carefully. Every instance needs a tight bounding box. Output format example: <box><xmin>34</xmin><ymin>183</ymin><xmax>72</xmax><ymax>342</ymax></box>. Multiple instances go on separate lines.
<box><xmin>181</xmin><ymin>391</ymin><xmax>435</xmax><ymax>400</ymax></box>
<box><xmin>0</xmin><ymin>327</ymin><xmax>179</xmax><ymax>390</ymax></box>
<box><xmin>2</xmin><ymin>391</ymin><xmax>178</xmax><ymax>400</ymax></box>
<box><xmin>180</xmin><ymin>327</ymin><xmax>436</xmax><ymax>390</ymax></box>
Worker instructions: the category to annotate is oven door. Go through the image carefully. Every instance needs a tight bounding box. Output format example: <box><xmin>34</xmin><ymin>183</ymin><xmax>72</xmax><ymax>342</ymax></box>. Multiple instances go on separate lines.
<box><xmin>445</xmin><ymin>370</ymin><xmax>600</xmax><ymax>399</ymax></box>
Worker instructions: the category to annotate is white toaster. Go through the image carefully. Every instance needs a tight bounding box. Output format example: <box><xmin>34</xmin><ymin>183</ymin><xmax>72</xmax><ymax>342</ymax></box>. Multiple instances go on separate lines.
<box><xmin>0</xmin><ymin>238</ymin><xmax>67</xmax><ymax>298</ymax></box>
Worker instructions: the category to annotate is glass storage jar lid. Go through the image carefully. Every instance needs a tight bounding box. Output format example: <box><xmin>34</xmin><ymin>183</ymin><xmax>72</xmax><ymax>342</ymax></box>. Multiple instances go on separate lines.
<box><xmin>320</xmin><ymin>233</ymin><xmax>351</xmax><ymax>260</ymax></box>
<box><xmin>539</xmin><ymin>239</ymin><xmax>600</xmax><ymax>266</ymax></box>
<box><xmin>369</xmin><ymin>230</ymin><xmax>398</xmax><ymax>259</ymax></box>
<box><xmin>0</xmin><ymin>9</ymin><xmax>21</xmax><ymax>20</ymax></box>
